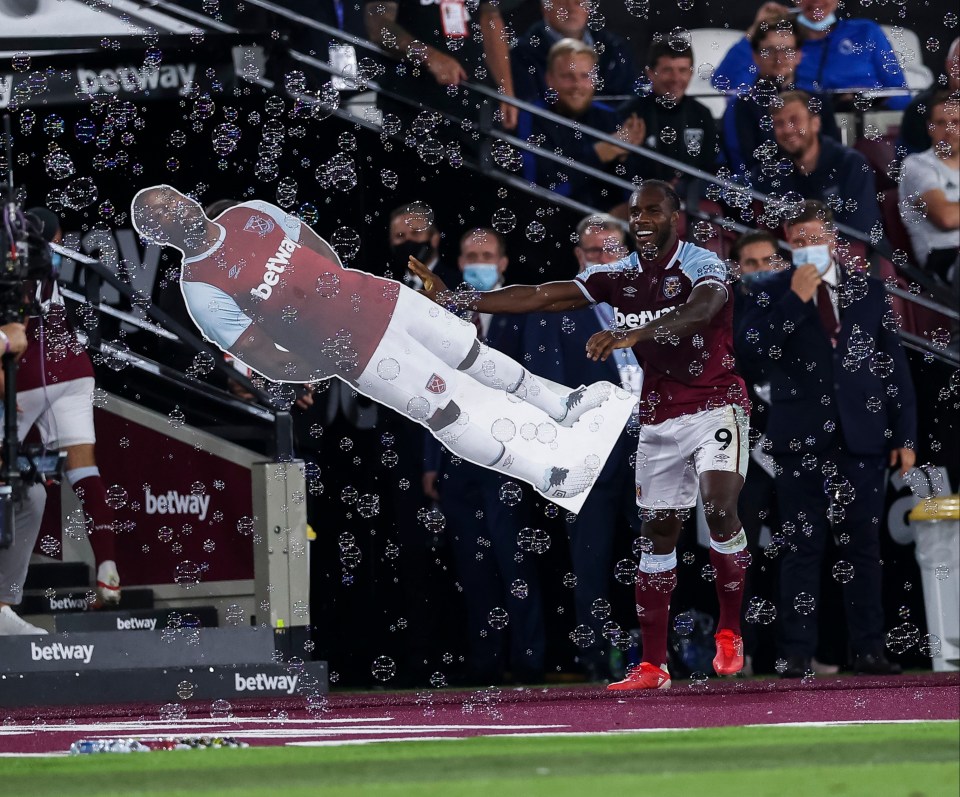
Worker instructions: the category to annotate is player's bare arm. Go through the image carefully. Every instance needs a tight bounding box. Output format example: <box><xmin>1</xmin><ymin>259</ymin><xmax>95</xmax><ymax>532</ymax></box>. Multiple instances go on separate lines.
<box><xmin>410</xmin><ymin>256</ymin><xmax>588</xmax><ymax>314</ymax></box>
<box><xmin>585</xmin><ymin>280</ymin><xmax>728</xmax><ymax>362</ymax></box>
<box><xmin>478</xmin><ymin>2</ymin><xmax>518</xmax><ymax>130</ymax></box>
<box><xmin>365</xmin><ymin>0</ymin><xmax>467</xmax><ymax>85</ymax></box>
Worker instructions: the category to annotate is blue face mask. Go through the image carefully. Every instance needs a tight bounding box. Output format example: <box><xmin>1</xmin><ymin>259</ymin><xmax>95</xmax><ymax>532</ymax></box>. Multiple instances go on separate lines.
<box><xmin>50</xmin><ymin>252</ymin><xmax>62</xmax><ymax>276</ymax></box>
<box><xmin>797</xmin><ymin>12</ymin><xmax>836</xmax><ymax>32</ymax></box>
<box><xmin>792</xmin><ymin>244</ymin><xmax>833</xmax><ymax>275</ymax></box>
<box><xmin>463</xmin><ymin>263</ymin><xmax>500</xmax><ymax>292</ymax></box>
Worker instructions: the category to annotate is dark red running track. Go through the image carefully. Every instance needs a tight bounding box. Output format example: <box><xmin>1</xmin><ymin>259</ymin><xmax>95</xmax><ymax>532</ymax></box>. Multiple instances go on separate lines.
<box><xmin>1</xmin><ymin>673</ymin><xmax>957</xmax><ymax>755</ymax></box>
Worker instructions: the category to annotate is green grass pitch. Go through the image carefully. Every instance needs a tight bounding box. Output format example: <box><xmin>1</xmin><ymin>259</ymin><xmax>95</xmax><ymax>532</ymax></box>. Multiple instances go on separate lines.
<box><xmin>2</xmin><ymin>722</ymin><xmax>957</xmax><ymax>797</ymax></box>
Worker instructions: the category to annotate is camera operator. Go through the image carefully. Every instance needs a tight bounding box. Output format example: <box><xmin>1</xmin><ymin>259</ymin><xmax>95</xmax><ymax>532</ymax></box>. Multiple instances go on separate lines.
<box><xmin>15</xmin><ymin>208</ymin><xmax>122</xmax><ymax>606</ymax></box>
<box><xmin>0</xmin><ymin>320</ymin><xmax>51</xmax><ymax>635</ymax></box>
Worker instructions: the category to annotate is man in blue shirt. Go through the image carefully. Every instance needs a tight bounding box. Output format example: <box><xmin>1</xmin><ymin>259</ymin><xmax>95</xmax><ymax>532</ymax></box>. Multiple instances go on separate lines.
<box><xmin>713</xmin><ymin>0</ymin><xmax>909</xmax><ymax>110</ymax></box>
<box><xmin>752</xmin><ymin>90</ymin><xmax>881</xmax><ymax>237</ymax></box>
<box><xmin>722</xmin><ymin>13</ymin><xmax>840</xmax><ymax>176</ymax></box>
<box><xmin>517</xmin><ymin>38</ymin><xmax>642</xmax><ymax>211</ymax></box>
<box><xmin>511</xmin><ymin>0</ymin><xmax>637</xmax><ymax>102</ymax></box>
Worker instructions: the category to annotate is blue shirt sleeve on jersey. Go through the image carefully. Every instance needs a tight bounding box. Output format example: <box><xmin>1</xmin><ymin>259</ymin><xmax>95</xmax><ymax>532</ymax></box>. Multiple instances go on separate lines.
<box><xmin>680</xmin><ymin>245</ymin><xmax>729</xmax><ymax>290</ymax></box>
<box><xmin>181</xmin><ymin>281</ymin><xmax>254</xmax><ymax>349</ymax></box>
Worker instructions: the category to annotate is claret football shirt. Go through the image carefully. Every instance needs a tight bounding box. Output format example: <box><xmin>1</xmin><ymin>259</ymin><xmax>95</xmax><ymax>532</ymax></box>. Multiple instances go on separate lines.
<box><xmin>575</xmin><ymin>240</ymin><xmax>748</xmax><ymax>424</ymax></box>
<box><xmin>180</xmin><ymin>201</ymin><xmax>399</xmax><ymax>380</ymax></box>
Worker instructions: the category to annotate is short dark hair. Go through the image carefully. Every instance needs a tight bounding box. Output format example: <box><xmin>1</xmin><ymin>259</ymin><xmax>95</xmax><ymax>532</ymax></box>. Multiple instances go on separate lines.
<box><xmin>633</xmin><ymin>179</ymin><xmax>681</xmax><ymax>214</ymax></box>
<box><xmin>749</xmin><ymin>15</ymin><xmax>798</xmax><ymax>52</ymax></box>
<box><xmin>389</xmin><ymin>201</ymin><xmax>437</xmax><ymax>234</ymax></box>
<box><xmin>575</xmin><ymin>213</ymin><xmax>627</xmax><ymax>241</ymax></box>
<box><xmin>26</xmin><ymin>207</ymin><xmax>60</xmax><ymax>242</ymax></box>
<box><xmin>926</xmin><ymin>89</ymin><xmax>958</xmax><ymax>120</ymax></box>
<box><xmin>775</xmin><ymin>89</ymin><xmax>813</xmax><ymax>112</ymax></box>
<box><xmin>647</xmin><ymin>37</ymin><xmax>693</xmax><ymax>71</ymax></box>
<box><xmin>459</xmin><ymin>227</ymin><xmax>506</xmax><ymax>256</ymax></box>
<box><xmin>731</xmin><ymin>230</ymin><xmax>778</xmax><ymax>263</ymax></box>
<box><xmin>784</xmin><ymin>199</ymin><xmax>835</xmax><ymax>228</ymax></box>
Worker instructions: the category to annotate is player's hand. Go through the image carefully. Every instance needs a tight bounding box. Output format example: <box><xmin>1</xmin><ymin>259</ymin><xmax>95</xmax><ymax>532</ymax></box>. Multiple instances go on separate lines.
<box><xmin>426</xmin><ymin>48</ymin><xmax>467</xmax><ymax>86</ymax></box>
<box><xmin>409</xmin><ymin>256</ymin><xmax>447</xmax><ymax>301</ymax></box>
<box><xmin>890</xmin><ymin>447</ymin><xmax>916</xmax><ymax>477</ymax></box>
<box><xmin>585</xmin><ymin>329</ymin><xmax>639</xmax><ymax>362</ymax></box>
<box><xmin>790</xmin><ymin>263</ymin><xmax>821</xmax><ymax>303</ymax></box>
<box><xmin>422</xmin><ymin>470</ymin><xmax>440</xmax><ymax>501</ymax></box>
<box><xmin>295</xmin><ymin>386</ymin><xmax>315</xmax><ymax>411</ymax></box>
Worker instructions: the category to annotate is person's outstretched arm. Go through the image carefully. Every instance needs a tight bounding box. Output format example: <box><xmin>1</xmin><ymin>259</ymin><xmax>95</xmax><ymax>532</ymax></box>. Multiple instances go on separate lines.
<box><xmin>410</xmin><ymin>256</ymin><xmax>590</xmax><ymax>313</ymax></box>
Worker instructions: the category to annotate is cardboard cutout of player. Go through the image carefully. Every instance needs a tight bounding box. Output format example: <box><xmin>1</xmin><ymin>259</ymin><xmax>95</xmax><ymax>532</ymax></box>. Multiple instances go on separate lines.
<box><xmin>130</xmin><ymin>185</ymin><xmax>637</xmax><ymax>512</ymax></box>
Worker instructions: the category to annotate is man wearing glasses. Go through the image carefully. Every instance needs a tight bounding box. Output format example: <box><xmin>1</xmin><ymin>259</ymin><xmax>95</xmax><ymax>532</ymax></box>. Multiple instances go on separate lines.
<box><xmin>722</xmin><ymin>13</ymin><xmax>840</xmax><ymax>177</ymax></box>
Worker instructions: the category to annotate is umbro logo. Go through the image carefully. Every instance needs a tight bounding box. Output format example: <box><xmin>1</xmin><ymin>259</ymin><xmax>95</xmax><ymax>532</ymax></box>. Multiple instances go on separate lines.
<box><xmin>623</xmin><ymin>286</ymin><xmax>637</xmax><ymax>296</ymax></box>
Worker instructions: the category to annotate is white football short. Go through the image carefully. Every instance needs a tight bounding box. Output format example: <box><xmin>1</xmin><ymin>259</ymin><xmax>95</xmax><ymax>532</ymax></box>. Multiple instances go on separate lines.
<box><xmin>17</xmin><ymin>376</ymin><xmax>97</xmax><ymax>449</ymax></box>
<box><xmin>354</xmin><ymin>288</ymin><xmax>478</xmax><ymax>421</ymax></box>
<box><xmin>635</xmin><ymin>404</ymin><xmax>749</xmax><ymax>510</ymax></box>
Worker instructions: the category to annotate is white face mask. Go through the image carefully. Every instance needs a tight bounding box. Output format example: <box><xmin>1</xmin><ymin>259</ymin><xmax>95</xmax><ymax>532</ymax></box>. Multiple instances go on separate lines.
<box><xmin>792</xmin><ymin>244</ymin><xmax>832</xmax><ymax>275</ymax></box>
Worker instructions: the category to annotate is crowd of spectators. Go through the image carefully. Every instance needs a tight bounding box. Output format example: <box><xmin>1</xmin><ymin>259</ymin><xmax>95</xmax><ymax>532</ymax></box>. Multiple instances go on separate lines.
<box><xmin>5</xmin><ymin>1</ymin><xmax>955</xmax><ymax>689</ymax></box>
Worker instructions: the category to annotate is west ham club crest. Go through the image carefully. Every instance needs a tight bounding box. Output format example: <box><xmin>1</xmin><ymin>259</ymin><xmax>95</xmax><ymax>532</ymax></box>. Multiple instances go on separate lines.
<box><xmin>662</xmin><ymin>275</ymin><xmax>682</xmax><ymax>299</ymax></box>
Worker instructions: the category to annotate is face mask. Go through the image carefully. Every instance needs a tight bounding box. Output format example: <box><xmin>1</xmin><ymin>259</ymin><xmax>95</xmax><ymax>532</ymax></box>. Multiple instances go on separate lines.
<box><xmin>50</xmin><ymin>252</ymin><xmax>62</xmax><ymax>276</ymax></box>
<box><xmin>792</xmin><ymin>244</ymin><xmax>832</xmax><ymax>275</ymax></box>
<box><xmin>390</xmin><ymin>240</ymin><xmax>431</xmax><ymax>273</ymax></box>
<box><xmin>462</xmin><ymin>263</ymin><xmax>500</xmax><ymax>292</ymax></box>
<box><xmin>797</xmin><ymin>12</ymin><xmax>836</xmax><ymax>32</ymax></box>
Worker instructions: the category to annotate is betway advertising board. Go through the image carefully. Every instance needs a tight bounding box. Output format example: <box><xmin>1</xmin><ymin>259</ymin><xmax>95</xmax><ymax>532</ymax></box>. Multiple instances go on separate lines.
<box><xmin>37</xmin><ymin>395</ymin><xmax>258</xmax><ymax>587</ymax></box>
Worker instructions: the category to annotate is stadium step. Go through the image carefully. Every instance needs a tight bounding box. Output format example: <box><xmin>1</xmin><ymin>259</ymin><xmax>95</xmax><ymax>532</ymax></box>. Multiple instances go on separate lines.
<box><xmin>54</xmin><ymin>605</ymin><xmax>219</xmax><ymax>633</ymax></box>
<box><xmin>0</xmin><ymin>661</ymin><xmax>328</xmax><ymax>707</ymax></box>
<box><xmin>23</xmin><ymin>561</ymin><xmax>91</xmax><ymax>591</ymax></box>
<box><xmin>0</xmin><ymin>627</ymin><xmax>278</xmax><ymax>673</ymax></box>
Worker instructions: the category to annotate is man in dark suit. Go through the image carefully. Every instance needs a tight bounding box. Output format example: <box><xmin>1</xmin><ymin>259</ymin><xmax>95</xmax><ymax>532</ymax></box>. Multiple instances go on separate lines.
<box><xmin>423</xmin><ymin>227</ymin><xmax>546</xmax><ymax>686</ymax></box>
<box><xmin>486</xmin><ymin>214</ymin><xmax>641</xmax><ymax>681</ymax></box>
<box><xmin>736</xmin><ymin>200</ymin><xmax>917</xmax><ymax>677</ymax></box>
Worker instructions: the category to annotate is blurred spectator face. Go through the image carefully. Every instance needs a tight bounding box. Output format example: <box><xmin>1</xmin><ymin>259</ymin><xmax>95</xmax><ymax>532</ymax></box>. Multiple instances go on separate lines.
<box><xmin>542</xmin><ymin>0</ymin><xmax>588</xmax><ymax>40</ymax></box>
<box><xmin>928</xmin><ymin>99</ymin><xmax>960</xmax><ymax>154</ymax></box>
<box><xmin>547</xmin><ymin>52</ymin><xmax>596</xmax><ymax>116</ymax></box>
<box><xmin>797</xmin><ymin>0</ymin><xmax>838</xmax><ymax>23</ymax></box>
<box><xmin>946</xmin><ymin>38</ymin><xmax>960</xmax><ymax>91</ymax></box>
<box><xmin>646</xmin><ymin>55</ymin><xmax>694</xmax><ymax>100</ymax></box>
<box><xmin>784</xmin><ymin>218</ymin><xmax>836</xmax><ymax>259</ymax></box>
<box><xmin>575</xmin><ymin>226</ymin><xmax>627</xmax><ymax>271</ymax></box>
<box><xmin>737</xmin><ymin>240</ymin><xmax>779</xmax><ymax>274</ymax></box>
<box><xmin>772</xmin><ymin>99</ymin><xmax>821</xmax><ymax>157</ymax></box>
<box><xmin>459</xmin><ymin>229</ymin><xmax>507</xmax><ymax>272</ymax></box>
<box><xmin>390</xmin><ymin>213</ymin><xmax>437</xmax><ymax>248</ymax></box>
<box><xmin>754</xmin><ymin>29</ymin><xmax>801</xmax><ymax>84</ymax></box>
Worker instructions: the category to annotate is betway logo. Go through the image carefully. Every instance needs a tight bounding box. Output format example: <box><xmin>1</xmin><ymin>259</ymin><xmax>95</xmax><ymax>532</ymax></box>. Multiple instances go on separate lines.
<box><xmin>31</xmin><ymin>641</ymin><xmax>95</xmax><ymax>664</ymax></box>
<box><xmin>117</xmin><ymin>617</ymin><xmax>157</xmax><ymax>631</ymax></box>
<box><xmin>0</xmin><ymin>75</ymin><xmax>11</xmax><ymax>110</ymax></box>
<box><xmin>234</xmin><ymin>672</ymin><xmax>299</xmax><ymax>694</ymax></box>
<box><xmin>251</xmin><ymin>237</ymin><xmax>301</xmax><ymax>300</ymax></box>
<box><xmin>613</xmin><ymin>305</ymin><xmax>677</xmax><ymax>328</ymax></box>
<box><xmin>77</xmin><ymin>64</ymin><xmax>196</xmax><ymax>96</ymax></box>
<box><xmin>144</xmin><ymin>488</ymin><xmax>210</xmax><ymax>521</ymax></box>
<box><xmin>49</xmin><ymin>595</ymin><xmax>91</xmax><ymax>612</ymax></box>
